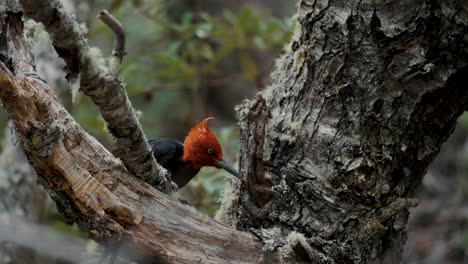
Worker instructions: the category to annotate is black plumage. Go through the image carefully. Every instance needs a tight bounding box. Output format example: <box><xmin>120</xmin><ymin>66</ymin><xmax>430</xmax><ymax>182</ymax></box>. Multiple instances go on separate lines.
<box><xmin>148</xmin><ymin>138</ymin><xmax>200</xmax><ymax>189</ymax></box>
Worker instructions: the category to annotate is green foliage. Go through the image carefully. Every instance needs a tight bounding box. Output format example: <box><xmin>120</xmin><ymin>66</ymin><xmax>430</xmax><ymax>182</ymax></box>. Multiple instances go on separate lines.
<box><xmin>157</xmin><ymin>5</ymin><xmax>292</xmax><ymax>86</ymax></box>
<box><xmin>117</xmin><ymin>2</ymin><xmax>293</xmax><ymax>92</ymax></box>
<box><xmin>74</xmin><ymin>2</ymin><xmax>293</xmax><ymax>155</ymax></box>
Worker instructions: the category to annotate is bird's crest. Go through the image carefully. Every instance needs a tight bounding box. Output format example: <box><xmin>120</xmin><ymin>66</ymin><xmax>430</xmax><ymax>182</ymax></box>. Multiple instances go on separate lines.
<box><xmin>193</xmin><ymin>117</ymin><xmax>213</xmax><ymax>134</ymax></box>
<box><xmin>182</xmin><ymin>117</ymin><xmax>223</xmax><ymax>164</ymax></box>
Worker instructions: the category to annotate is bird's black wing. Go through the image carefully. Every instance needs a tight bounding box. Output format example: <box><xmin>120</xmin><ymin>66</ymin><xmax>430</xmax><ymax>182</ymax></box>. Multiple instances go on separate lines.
<box><xmin>148</xmin><ymin>138</ymin><xmax>184</xmax><ymax>170</ymax></box>
<box><xmin>148</xmin><ymin>138</ymin><xmax>200</xmax><ymax>189</ymax></box>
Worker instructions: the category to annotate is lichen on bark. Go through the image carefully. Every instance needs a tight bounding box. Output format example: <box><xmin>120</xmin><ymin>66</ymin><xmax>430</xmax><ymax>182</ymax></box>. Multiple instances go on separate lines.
<box><xmin>230</xmin><ymin>0</ymin><xmax>468</xmax><ymax>263</ymax></box>
<box><xmin>0</xmin><ymin>0</ymin><xmax>467</xmax><ymax>263</ymax></box>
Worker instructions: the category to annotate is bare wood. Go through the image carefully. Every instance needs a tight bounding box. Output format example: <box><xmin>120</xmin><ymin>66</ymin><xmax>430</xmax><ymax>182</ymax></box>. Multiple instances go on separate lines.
<box><xmin>2</xmin><ymin>0</ymin><xmax>467</xmax><ymax>263</ymax></box>
<box><xmin>18</xmin><ymin>0</ymin><xmax>174</xmax><ymax>193</ymax></box>
<box><xmin>0</xmin><ymin>11</ymin><xmax>264</xmax><ymax>263</ymax></box>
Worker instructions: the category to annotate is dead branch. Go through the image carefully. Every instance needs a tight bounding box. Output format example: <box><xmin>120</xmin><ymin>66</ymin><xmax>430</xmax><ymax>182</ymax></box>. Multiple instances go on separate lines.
<box><xmin>98</xmin><ymin>10</ymin><xmax>126</xmax><ymax>73</ymax></box>
<box><xmin>0</xmin><ymin>9</ymin><xmax>266</xmax><ymax>263</ymax></box>
<box><xmin>18</xmin><ymin>0</ymin><xmax>174</xmax><ymax>194</ymax></box>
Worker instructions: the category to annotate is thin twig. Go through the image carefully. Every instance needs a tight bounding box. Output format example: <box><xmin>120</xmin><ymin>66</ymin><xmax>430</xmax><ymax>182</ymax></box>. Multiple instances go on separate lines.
<box><xmin>98</xmin><ymin>10</ymin><xmax>126</xmax><ymax>75</ymax></box>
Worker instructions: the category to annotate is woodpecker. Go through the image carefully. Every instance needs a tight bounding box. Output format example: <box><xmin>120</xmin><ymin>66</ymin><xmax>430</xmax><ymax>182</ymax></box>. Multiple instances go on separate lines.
<box><xmin>149</xmin><ymin>117</ymin><xmax>240</xmax><ymax>189</ymax></box>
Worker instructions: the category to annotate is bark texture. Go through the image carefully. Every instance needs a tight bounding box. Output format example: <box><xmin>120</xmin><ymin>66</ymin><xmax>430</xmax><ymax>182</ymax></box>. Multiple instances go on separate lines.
<box><xmin>18</xmin><ymin>0</ymin><xmax>174</xmax><ymax>194</ymax></box>
<box><xmin>0</xmin><ymin>0</ymin><xmax>467</xmax><ymax>263</ymax></box>
<box><xmin>0</xmin><ymin>6</ymin><xmax>264</xmax><ymax>264</ymax></box>
<box><xmin>0</xmin><ymin>11</ymin><xmax>100</xmax><ymax>263</ymax></box>
<box><xmin>232</xmin><ymin>0</ymin><xmax>468</xmax><ymax>263</ymax></box>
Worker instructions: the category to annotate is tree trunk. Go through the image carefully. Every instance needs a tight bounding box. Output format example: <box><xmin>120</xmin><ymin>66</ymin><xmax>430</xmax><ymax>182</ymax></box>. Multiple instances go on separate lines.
<box><xmin>0</xmin><ymin>0</ymin><xmax>467</xmax><ymax>263</ymax></box>
<box><xmin>230</xmin><ymin>0</ymin><xmax>468</xmax><ymax>263</ymax></box>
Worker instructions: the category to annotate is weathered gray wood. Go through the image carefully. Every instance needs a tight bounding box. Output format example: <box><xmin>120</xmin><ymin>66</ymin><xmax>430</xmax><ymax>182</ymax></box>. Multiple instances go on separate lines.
<box><xmin>18</xmin><ymin>0</ymin><xmax>174</xmax><ymax>194</ymax></box>
<box><xmin>230</xmin><ymin>0</ymin><xmax>468</xmax><ymax>263</ymax></box>
<box><xmin>0</xmin><ymin>9</ymin><xmax>265</xmax><ymax>264</ymax></box>
<box><xmin>0</xmin><ymin>0</ymin><xmax>467</xmax><ymax>263</ymax></box>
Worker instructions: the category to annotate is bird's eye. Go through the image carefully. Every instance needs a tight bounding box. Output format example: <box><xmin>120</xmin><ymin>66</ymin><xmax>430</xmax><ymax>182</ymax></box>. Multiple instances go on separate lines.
<box><xmin>207</xmin><ymin>148</ymin><xmax>214</xmax><ymax>154</ymax></box>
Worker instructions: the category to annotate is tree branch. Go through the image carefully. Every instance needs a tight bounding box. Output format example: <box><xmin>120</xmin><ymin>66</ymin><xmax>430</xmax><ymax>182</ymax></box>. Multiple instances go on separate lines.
<box><xmin>18</xmin><ymin>0</ymin><xmax>174</xmax><ymax>194</ymax></box>
<box><xmin>0</xmin><ymin>9</ymin><xmax>266</xmax><ymax>262</ymax></box>
<box><xmin>98</xmin><ymin>10</ymin><xmax>126</xmax><ymax>74</ymax></box>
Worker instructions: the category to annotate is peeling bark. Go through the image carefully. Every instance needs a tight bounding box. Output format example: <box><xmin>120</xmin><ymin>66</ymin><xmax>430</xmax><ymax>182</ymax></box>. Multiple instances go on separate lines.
<box><xmin>0</xmin><ymin>0</ymin><xmax>466</xmax><ymax>263</ymax></box>
<box><xmin>0</xmin><ymin>9</ymin><xmax>79</xmax><ymax>262</ymax></box>
<box><xmin>18</xmin><ymin>0</ymin><xmax>174</xmax><ymax>194</ymax></box>
<box><xmin>0</xmin><ymin>7</ymin><xmax>264</xmax><ymax>264</ymax></box>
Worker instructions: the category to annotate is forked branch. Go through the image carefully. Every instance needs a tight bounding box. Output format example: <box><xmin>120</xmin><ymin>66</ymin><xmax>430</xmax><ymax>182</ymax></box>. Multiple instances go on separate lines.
<box><xmin>18</xmin><ymin>0</ymin><xmax>174</xmax><ymax>194</ymax></box>
<box><xmin>0</xmin><ymin>8</ymin><xmax>266</xmax><ymax>263</ymax></box>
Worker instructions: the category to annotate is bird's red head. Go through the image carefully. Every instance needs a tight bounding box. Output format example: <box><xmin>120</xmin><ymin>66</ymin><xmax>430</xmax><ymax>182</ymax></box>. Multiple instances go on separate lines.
<box><xmin>182</xmin><ymin>117</ymin><xmax>223</xmax><ymax>168</ymax></box>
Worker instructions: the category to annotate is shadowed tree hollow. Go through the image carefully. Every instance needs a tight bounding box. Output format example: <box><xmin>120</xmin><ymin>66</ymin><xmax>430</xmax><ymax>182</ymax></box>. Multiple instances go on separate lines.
<box><xmin>0</xmin><ymin>0</ymin><xmax>467</xmax><ymax>263</ymax></box>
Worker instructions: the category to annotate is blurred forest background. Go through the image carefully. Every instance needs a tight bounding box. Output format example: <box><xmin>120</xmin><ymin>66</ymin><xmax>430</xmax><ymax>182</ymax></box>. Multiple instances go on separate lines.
<box><xmin>0</xmin><ymin>0</ymin><xmax>466</xmax><ymax>263</ymax></box>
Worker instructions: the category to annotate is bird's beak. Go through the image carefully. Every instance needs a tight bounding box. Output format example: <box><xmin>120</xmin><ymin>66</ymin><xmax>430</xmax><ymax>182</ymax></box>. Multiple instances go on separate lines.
<box><xmin>216</xmin><ymin>160</ymin><xmax>241</xmax><ymax>180</ymax></box>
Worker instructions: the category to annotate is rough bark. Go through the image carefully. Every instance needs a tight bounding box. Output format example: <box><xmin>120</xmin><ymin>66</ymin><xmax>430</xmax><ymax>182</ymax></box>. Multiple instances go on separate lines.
<box><xmin>0</xmin><ymin>0</ymin><xmax>466</xmax><ymax>263</ymax></box>
<box><xmin>0</xmin><ymin>6</ymin><xmax>264</xmax><ymax>264</ymax></box>
<box><xmin>18</xmin><ymin>0</ymin><xmax>174</xmax><ymax>194</ymax></box>
<box><xmin>231</xmin><ymin>0</ymin><xmax>468</xmax><ymax>263</ymax></box>
<box><xmin>0</xmin><ymin>8</ymin><xmax>101</xmax><ymax>262</ymax></box>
